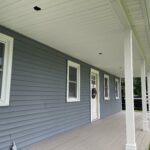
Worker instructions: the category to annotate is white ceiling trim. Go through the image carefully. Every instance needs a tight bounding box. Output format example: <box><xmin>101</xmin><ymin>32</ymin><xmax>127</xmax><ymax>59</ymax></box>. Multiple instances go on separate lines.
<box><xmin>0</xmin><ymin>0</ymin><xmax>144</xmax><ymax>77</ymax></box>
<box><xmin>140</xmin><ymin>0</ymin><xmax>150</xmax><ymax>49</ymax></box>
<box><xmin>109</xmin><ymin>0</ymin><xmax>149</xmax><ymax>71</ymax></box>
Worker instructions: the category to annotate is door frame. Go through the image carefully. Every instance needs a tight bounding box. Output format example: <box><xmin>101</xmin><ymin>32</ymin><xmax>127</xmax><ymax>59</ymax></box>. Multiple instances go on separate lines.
<box><xmin>90</xmin><ymin>68</ymin><xmax>100</xmax><ymax>122</ymax></box>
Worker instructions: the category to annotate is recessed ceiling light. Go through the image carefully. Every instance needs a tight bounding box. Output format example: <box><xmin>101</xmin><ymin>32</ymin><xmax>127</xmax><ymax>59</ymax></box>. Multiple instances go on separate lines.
<box><xmin>98</xmin><ymin>52</ymin><xmax>103</xmax><ymax>55</ymax></box>
<box><xmin>33</xmin><ymin>6</ymin><xmax>41</xmax><ymax>11</ymax></box>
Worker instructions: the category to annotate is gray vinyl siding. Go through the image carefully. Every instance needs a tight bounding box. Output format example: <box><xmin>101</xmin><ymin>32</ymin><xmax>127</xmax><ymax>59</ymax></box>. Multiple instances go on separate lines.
<box><xmin>0</xmin><ymin>26</ymin><xmax>121</xmax><ymax>150</ymax></box>
<box><xmin>100</xmin><ymin>72</ymin><xmax>122</xmax><ymax>118</ymax></box>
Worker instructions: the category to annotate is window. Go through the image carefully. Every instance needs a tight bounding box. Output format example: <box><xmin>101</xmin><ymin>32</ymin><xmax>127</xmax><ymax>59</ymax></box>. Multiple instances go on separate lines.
<box><xmin>115</xmin><ymin>79</ymin><xmax>119</xmax><ymax>99</ymax></box>
<box><xmin>67</xmin><ymin>60</ymin><xmax>80</xmax><ymax>102</ymax></box>
<box><xmin>0</xmin><ymin>33</ymin><xmax>13</xmax><ymax>106</ymax></box>
<box><xmin>104</xmin><ymin>74</ymin><xmax>109</xmax><ymax>100</ymax></box>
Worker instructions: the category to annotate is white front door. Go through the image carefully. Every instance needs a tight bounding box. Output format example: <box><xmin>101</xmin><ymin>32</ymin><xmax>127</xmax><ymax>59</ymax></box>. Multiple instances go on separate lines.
<box><xmin>91</xmin><ymin>70</ymin><xmax>99</xmax><ymax>121</ymax></box>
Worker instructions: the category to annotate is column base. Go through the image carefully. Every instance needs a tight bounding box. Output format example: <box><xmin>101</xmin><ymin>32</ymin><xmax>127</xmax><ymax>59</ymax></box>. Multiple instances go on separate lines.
<box><xmin>126</xmin><ymin>143</ymin><xmax>137</xmax><ymax>150</ymax></box>
<box><xmin>143</xmin><ymin>120</ymin><xmax>150</xmax><ymax>131</ymax></box>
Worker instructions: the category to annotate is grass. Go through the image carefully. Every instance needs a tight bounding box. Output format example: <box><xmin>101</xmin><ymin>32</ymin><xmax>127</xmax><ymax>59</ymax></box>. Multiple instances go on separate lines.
<box><xmin>134</xmin><ymin>110</ymin><xmax>142</xmax><ymax>112</ymax></box>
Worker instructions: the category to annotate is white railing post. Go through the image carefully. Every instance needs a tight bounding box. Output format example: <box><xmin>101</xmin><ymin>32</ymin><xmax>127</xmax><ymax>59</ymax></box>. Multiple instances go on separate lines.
<box><xmin>141</xmin><ymin>60</ymin><xmax>149</xmax><ymax>131</ymax></box>
<box><xmin>124</xmin><ymin>30</ymin><xmax>137</xmax><ymax>150</ymax></box>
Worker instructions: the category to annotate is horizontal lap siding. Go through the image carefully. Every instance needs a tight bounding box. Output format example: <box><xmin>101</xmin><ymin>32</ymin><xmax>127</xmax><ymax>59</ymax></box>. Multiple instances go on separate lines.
<box><xmin>0</xmin><ymin>26</ymin><xmax>121</xmax><ymax>150</ymax></box>
<box><xmin>100</xmin><ymin>72</ymin><xmax>122</xmax><ymax>118</ymax></box>
<box><xmin>0</xmin><ymin>27</ymin><xmax>91</xmax><ymax>150</ymax></box>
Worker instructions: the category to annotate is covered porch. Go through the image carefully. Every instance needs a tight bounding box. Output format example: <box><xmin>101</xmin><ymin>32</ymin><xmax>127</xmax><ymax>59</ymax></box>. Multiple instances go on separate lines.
<box><xmin>25</xmin><ymin>112</ymin><xmax>150</xmax><ymax>150</ymax></box>
<box><xmin>0</xmin><ymin>0</ymin><xmax>150</xmax><ymax>150</ymax></box>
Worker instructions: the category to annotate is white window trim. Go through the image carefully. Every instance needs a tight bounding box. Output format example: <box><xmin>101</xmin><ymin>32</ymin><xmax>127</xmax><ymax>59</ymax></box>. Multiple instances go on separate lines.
<box><xmin>115</xmin><ymin>78</ymin><xmax>119</xmax><ymax>99</ymax></box>
<box><xmin>104</xmin><ymin>74</ymin><xmax>110</xmax><ymax>100</ymax></box>
<box><xmin>0</xmin><ymin>33</ymin><xmax>13</xmax><ymax>106</ymax></box>
<box><xmin>67</xmin><ymin>60</ymin><xmax>80</xmax><ymax>102</ymax></box>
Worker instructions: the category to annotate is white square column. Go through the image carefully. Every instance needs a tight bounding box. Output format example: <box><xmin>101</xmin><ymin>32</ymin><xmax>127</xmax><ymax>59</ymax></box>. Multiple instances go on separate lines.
<box><xmin>147</xmin><ymin>72</ymin><xmax>150</xmax><ymax>120</ymax></box>
<box><xmin>124</xmin><ymin>30</ymin><xmax>137</xmax><ymax>150</ymax></box>
<box><xmin>141</xmin><ymin>60</ymin><xmax>149</xmax><ymax>131</ymax></box>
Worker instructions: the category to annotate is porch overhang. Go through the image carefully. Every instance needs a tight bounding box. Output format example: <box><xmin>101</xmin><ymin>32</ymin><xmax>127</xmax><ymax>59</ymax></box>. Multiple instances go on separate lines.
<box><xmin>0</xmin><ymin>1</ymin><xmax>150</xmax><ymax>150</ymax></box>
<box><xmin>0</xmin><ymin>0</ymin><xmax>149</xmax><ymax>77</ymax></box>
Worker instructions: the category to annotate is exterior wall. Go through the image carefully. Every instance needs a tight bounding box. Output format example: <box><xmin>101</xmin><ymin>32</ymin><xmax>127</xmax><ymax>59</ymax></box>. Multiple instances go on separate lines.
<box><xmin>0</xmin><ymin>26</ymin><xmax>121</xmax><ymax>150</ymax></box>
<box><xmin>100</xmin><ymin>72</ymin><xmax>122</xmax><ymax>118</ymax></box>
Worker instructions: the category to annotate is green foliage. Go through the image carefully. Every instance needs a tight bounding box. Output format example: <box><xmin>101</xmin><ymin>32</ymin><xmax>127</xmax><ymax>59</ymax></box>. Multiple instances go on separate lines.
<box><xmin>133</xmin><ymin>78</ymin><xmax>141</xmax><ymax>97</ymax></box>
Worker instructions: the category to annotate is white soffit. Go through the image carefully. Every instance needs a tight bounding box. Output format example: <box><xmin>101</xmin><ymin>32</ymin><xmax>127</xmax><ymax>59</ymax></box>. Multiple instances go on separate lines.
<box><xmin>0</xmin><ymin>0</ymin><xmax>143</xmax><ymax>77</ymax></box>
<box><xmin>121</xmin><ymin>0</ymin><xmax>150</xmax><ymax>72</ymax></box>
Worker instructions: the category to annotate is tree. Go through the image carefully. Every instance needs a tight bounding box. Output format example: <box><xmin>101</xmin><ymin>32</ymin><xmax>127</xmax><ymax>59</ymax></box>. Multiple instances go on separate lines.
<box><xmin>133</xmin><ymin>78</ymin><xmax>141</xmax><ymax>97</ymax></box>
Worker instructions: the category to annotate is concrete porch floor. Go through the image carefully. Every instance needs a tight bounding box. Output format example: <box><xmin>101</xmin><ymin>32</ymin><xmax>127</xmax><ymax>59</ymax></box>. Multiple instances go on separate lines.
<box><xmin>25</xmin><ymin>112</ymin><xmax>150</xmax><ymax>150</ymax></box>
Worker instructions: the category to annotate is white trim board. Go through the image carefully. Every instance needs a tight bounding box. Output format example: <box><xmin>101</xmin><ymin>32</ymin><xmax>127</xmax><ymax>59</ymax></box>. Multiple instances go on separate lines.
<box><xmin>90</xmin><ymin>68</ymin><xmax>100</xmax><ymax>122</ymax></box>
<box><xmin>66</xmin><ymin>60</ymin><xmax>80</xmax><ymax>102</ymax></box>
<box><xmin>104</xmin><ymin>74</ymin><xmax>110</xmax><ymax>100</ymax></box>
<box><xmin>115</xmin><ymin>78</ymin><xmax>119</xmax><ymax>100</ymax></box>
<box><xmin>0</xmin><ymin>33</ymin><xmax>14</xmax><ymax>106</ymax></box>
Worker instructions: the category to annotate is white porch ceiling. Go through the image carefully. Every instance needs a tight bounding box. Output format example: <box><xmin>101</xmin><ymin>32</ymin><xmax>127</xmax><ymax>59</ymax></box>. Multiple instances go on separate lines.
<box><xmin>121</xmin><ymin>0</ymin><xmax>150</xmax><ymax>76</ymax></box>
<box><xmin>0</xmin><ymin>0</ymin><xmax>149</xmax><ymax>77</ymax></box>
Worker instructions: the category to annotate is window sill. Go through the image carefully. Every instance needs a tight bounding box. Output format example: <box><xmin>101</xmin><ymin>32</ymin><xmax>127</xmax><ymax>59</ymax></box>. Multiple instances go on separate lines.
<box><xmin>67</xmin><ymin>98</ymin><xmax>80</xmax><ymax>102</ymax></box>
<box><xmin>104</xmin><ymin>97</ymin><xmax>110</xmax><ymax>101</ymax></box>
<box><xmin>0</xmin><ymin>100</ymin><xmax>9</xmax><ymax>106</ymax></box>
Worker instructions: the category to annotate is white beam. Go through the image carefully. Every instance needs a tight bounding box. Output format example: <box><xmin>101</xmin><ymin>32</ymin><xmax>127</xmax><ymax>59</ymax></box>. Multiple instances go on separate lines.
<box><xmin>109</xmin><ymin>0</ymin><xmax>148</xmax><ymax>68</ymax></box>
<box><xmin>124</xmin><ymin>30</ymin><xmax>137</xmax><ymax>150</ymax></box>
<box><xmin>141</xmin><ymin>60</ymin><xmax>149</xmax><ymax>131</ymax></box>
<box><xmin>147</xmin><ymin>72</ymin><xmax>150</xmax><ymax>120</ymax></box>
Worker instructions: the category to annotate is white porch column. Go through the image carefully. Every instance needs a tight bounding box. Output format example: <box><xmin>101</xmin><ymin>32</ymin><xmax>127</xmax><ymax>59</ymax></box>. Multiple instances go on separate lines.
<box><xmin>141</xmin><ymin>60</ymin><xmax>149</xmax><ymax>131</ymax></box>
<box><xmin>148</xmin><ymin>72</ymin><xmax>150</xmax><ymax>120</ymax></box>
<box><xmin>124</xmin><ymin>30</ymin><xmax>137</xmax><ymax>150</ymax></box>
